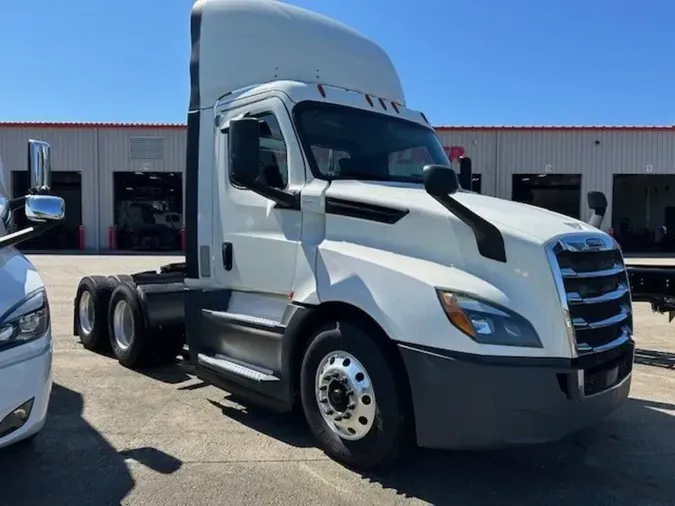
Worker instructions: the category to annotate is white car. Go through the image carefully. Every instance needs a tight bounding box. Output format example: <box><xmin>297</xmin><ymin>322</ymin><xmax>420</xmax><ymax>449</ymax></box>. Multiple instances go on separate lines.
<box><xmin>0</xmin><ymin>140</ymin><xmax>65</xmax><ymax>449</ymax></box>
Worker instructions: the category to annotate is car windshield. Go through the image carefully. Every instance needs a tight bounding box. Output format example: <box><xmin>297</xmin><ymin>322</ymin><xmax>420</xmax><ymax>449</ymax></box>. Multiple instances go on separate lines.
<box><xmin>293</xmin><ymin>101</ymin><xmax>451</xmax><ymax>183</ymax></box>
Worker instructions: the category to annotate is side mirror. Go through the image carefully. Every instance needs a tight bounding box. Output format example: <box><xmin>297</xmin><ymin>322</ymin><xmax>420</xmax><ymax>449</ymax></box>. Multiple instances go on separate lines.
<box><xmin>422</xmin><ymin>164</ymin><xmax>460</xmax><ymax>196</ymax></box>
<box><xmin>458</xmin><ymin>157</ymin><xmax>472</xmax><ymax>189</ymax></box>
<box><xmin>586</xmin><ymin>190</ymin><xmax>607</xmax><ymax>229</ymax></box>
<box><xmin>28</xmin><ymin>140</ymin><xmax>52</xmax><ymax>193</ymax></box>
<box><xmin>25</xmin><ymin>195</ymin><xmax>65</xmax><ymax>223</ymax></box>
<box><xmin>229</xmin><ymin>117</ymin><xmax>260</xmax><ymax>186</ymax></box>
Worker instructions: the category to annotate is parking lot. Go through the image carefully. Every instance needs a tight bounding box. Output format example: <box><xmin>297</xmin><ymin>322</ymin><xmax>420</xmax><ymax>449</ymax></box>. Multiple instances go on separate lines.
<box><xmin>0</xmin><ymin>255</ymin><xmax>674</xmax><ymax>506</ymax></box>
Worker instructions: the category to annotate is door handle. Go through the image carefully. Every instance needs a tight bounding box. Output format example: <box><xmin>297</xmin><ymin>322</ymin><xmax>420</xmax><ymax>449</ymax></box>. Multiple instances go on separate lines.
<box><xmin>222</xmin><ymin>242</ymin><xmax>233</xmax><ymax>271</ymax></box>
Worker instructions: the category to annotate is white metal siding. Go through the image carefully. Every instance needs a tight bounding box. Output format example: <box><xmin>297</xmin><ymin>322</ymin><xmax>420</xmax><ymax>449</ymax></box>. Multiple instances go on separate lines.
<box><xmin>437</xmin><ymin>128</ymin><xmax>675</xmax><ymax>229</ymax></box>
<box><xmin>0</xmin><ymin>126</ymin><xmax>185</xmax><ymax>250</ymax></box>
<box><xmin>0</xmin><ymin>126</ymin><xmax>98</xmax><ymax>248</ymax></box>
<box><xmin>2</xmin><ymin>124</ymin><xmax>674</xmax><ymax>249</ymax></box>
<box><xmin>97</xmin><ymin>128</ymin><xmax>186</xmax><ymax>249</ymax></box>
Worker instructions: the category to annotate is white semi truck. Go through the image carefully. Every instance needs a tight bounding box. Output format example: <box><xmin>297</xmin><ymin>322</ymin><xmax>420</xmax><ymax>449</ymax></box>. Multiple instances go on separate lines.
<box><xmin>0</xmin><ymin>140</ymin><xmax>65</xmax><ymax>449</ymax></box>
<box><xmin>72</xmin><ymin>0</ymin><xmax>635</xmax><ymax>470</ymax></box>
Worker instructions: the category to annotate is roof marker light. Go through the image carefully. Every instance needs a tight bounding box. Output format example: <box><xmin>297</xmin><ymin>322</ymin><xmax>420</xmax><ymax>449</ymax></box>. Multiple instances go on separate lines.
<box><xmin>365</xmin><ymin>94</ymin><xmax>374</xmax><ymax>107</ymax></box>
<box><xmin>317</xmin><ymin>84</ymin><xmax>326</xmax><ymax>97</ymax></box>
<box><xmin>420</xmin><ymin>112</ymin><xmax>429</xmax><ymax>124</ymax></box>
<box><xmin>378</xmin><ymin>98</ymin><xmax>387</xmax><ymax>111</ymax></box>
<box><xmin>391</xmin><ymin>101</ymin><xmax>400</xmax><ymax>113</ymax></box>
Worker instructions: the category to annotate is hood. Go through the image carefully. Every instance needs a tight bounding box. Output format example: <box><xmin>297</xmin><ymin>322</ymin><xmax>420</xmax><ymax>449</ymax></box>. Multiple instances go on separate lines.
<box><xmin>0</xmin><ymin>248</ymin><xmax>44</xmax><ymax>320</ymax></box>
<box><xmin>325</xmin><ymin>180</ymin><xmax>597</xmax><ymax>245</ymax></box>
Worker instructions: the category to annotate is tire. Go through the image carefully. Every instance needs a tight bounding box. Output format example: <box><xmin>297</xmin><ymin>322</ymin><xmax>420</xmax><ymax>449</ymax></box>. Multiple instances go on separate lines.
<box><xmin>108</xmin><ymin>283</ymin><xmax>149</xmax><ymax>369</ymax></box>
<box><xmin>74</xmin><ymin>275</ymin><xmax>115</xmax><ymax>352</ymax></box>
<box><xmin>107</xmin><ymin>274</ymin><xmax>135</xmax><ymax>287</ymax></box>
<box><xmin>299</xmin><ymin>320</ymin><xmax>413</xmax><ymax>471</ymax></box>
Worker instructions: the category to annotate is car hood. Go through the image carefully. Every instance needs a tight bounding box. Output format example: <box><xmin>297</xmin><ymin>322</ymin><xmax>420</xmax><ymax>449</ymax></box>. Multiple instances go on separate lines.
<box><xmin>325</xmin><ymin>180</ymin><xmax>598</xmax><ymax>244</ymax></box>
<box><xmin>0</xmin><ymin>248</ymin><xmax>44</xmax><ymax>321</ymax></box>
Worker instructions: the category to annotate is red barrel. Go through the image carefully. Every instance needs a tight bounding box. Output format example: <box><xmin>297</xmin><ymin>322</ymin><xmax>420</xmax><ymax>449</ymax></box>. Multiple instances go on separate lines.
<box><xmin>78</xmin><ymin>225</ymin><xmax>85</xmax><ymax>250</ymax></box>
<box><xmin>108</xmin><ymin>225</ymin><xmax>118</xmax><ymax>251</ymax></box>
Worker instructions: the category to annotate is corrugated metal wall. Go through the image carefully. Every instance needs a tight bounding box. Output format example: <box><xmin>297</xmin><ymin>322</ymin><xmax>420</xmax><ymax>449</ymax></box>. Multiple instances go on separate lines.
<box><xmin>2</xmin><ymin>125</ymin><xmax>673</xmax><ymax>249</ymax></box>
<box><xmin>96</xmin><ymin>128</ymin><xmax>186</xmax><ymax>249</ymax></box>
<box><xmin>0</xmin><ymin>126</ymin><xmax>185</xmax><ymax>250</ymax></box>
<box><xmin>436</xmin><ymin>128</ymin><xmax>675</xmax><ymax>229</ymax></box>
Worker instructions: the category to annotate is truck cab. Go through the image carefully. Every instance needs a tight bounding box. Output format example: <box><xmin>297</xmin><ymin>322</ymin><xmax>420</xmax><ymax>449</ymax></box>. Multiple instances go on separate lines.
<box><xmin>73</xmin><ymin>0</ymin><xmax>635</xmax><ymax>471</ymax></box>
<box><xmin>181</xmin><ymin>0</ymin><xmax>634</xmax><ymax>469</ymax></box>
<box><xmin>0</xmin><ymin>140</ymin><xmax>65</xmax><ymax>449</ymax></box>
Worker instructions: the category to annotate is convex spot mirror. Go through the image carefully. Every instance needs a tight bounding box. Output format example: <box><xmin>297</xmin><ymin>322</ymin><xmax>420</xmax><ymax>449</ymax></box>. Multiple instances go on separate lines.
<box><xmin>25</xmin><ymin>195</ymin><xmax>65</xmax><ymax>223</ymax></box>
<box><xmin>28</xmin><ymin>139</ymin><xmax>52</xmax><ymax>193</ymax></box>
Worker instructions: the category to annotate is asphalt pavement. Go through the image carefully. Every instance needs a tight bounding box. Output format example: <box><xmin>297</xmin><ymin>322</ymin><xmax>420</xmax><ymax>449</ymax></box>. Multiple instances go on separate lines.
<box><xmin>0</xmin><ymin>254</ymin><xmax>673</xmax><ymax>506</ymax></box>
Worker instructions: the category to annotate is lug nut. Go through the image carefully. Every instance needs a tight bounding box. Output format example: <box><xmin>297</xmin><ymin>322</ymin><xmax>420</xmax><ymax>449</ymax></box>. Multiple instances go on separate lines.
<box><xmin>319</xmin><ymin>385</ymin><xmax>327</xmax><ymax>391</ymax></box>
<box><xmin>334</xmin><ymin>415</ymin><xmax>343</xmax><ymax>421</ymax></box>
<box><xmin>342</xmin><ymin>412</ymin><xmax>351</xmax><ymax>419</ymax></box>
<box><xmin>326</xmin><ymin>409</ymin><xmax>334</xmax><ymax>415</ymax></box>
<box><xmin>348</xmin><ymin>404</ymin><xmax>356</xmax><ymax>410</ymax></box>
<box><xmin>319</xmin><ymin>398</ymin><xmax>328</xmax><ymax>404</ymax></box>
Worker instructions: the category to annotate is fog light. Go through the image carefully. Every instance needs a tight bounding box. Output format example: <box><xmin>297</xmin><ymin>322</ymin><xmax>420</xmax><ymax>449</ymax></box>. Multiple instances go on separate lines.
<box><xmin>0</xmin><ymin>398</ymin><xmax>34</xmax><ymax>438</ymax></box>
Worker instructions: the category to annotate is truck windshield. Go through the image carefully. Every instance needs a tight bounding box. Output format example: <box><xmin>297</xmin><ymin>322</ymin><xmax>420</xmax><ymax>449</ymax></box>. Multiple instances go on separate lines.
<box><xmin>293</xmin><ymin>101</ymin><xmax>450</xmax><ymax>183</ymax></box>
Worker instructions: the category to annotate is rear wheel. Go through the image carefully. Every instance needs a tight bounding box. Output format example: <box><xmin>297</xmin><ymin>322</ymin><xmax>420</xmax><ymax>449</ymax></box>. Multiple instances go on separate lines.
<box><xmin>74</xmin><ymin>276</ymin><xmax>115</xmax><ymax>352</ymax></box>
<box><xmin>108</xmin><ymin>283</ymin><xmax>148</xmax><ymax>368</ymax></box>
<box><xmin>299</xmin><ymin>320</ymin><xmax>412</xmax><ymax>471</ymax></box>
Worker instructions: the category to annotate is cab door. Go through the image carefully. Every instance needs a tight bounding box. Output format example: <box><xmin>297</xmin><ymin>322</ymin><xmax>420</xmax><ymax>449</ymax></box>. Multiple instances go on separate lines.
<box><xmin>191</xmin><ymin>96</ymin><xmax>306</xmax><ymax>408</ymax></box>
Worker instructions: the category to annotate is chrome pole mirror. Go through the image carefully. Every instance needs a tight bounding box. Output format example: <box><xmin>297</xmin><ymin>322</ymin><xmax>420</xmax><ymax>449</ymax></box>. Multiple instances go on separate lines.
<box><xmin>25</xmin><ymin>195</ymin><xmax>65</xmax><ymax>223</ymax></box>
<box><xmin>28</xmin><ymin>140</ymin><xmax>52</xmax><ymax>193</ymax></box>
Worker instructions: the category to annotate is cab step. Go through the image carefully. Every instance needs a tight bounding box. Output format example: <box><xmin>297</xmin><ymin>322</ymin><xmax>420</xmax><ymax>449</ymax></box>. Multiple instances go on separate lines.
<box><xmin>197</xmin><ymin>353</ymin><xmax>280</xmax><ymax>382</ymax></box>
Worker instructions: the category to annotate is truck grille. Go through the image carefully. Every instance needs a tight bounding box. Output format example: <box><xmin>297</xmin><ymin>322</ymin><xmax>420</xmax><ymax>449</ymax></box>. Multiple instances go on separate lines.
<box><xmin>546</xmin><ymin>234</ymin><xmax>633</xmax><ymax>353</ymax></box>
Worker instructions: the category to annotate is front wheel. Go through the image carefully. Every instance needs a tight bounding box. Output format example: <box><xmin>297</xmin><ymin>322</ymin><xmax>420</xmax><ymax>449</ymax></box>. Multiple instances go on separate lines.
<box><xmin>299</xmin><ymin>321</ymin><xmax>413</xmax><ymax>471</ymax></box>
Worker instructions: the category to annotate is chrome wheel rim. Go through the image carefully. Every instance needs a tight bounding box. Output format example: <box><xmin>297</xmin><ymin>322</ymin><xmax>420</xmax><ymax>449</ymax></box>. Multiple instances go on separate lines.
<box><xmin>314</xmin><ymin>350</ymin><xmax>376</xmax><ymax>441</ymax></box>
<box><xmin>78</xmin><ymin>291</ymin><xmax>95</xmax><ymax>335</ymax></box>
<box><xmin>112</xmin><ymin>300</ymin><xmax>134</xmax><ymax>350</ymax></box>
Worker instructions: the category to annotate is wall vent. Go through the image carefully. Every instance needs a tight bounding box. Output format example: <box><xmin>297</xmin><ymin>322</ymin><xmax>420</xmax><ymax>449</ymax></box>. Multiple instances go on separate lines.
<box><xmin>129</xmin><ymin>136</ymin><xmax>165</xmax><ymax>160</ymax></box>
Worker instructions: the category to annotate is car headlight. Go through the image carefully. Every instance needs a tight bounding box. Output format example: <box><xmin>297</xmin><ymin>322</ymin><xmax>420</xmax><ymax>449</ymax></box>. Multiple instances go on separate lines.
<box><xmin>436</xmin><ymin>289</ymin><xmax>542</xmax><ymax>347</ymax></box>
<box><xmin>0</xmin><ymin>289</ymin><xmax>50</xmax><ymax>349</ymax></box>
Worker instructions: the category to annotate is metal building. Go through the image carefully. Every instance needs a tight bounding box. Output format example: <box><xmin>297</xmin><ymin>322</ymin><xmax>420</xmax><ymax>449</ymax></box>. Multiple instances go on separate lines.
<box><xmin>0</xmin><ymin>122</ymin><xmax>185</xmax><ymax>251</ymax></box>
<box><xmin>2</xmin><ymin>122</ymin><xmax>674</xmax><ymax>253</ymax></box>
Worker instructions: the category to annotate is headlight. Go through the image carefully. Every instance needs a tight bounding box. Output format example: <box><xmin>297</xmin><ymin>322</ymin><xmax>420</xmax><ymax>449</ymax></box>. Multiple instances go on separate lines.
<box><xmin>0</xmin><ymin>289</ymin><xmax>50</xmax><ymax>349</ymax></box>
<box><xmin>436</xmin><ymin>289</ymin><xmax>542</xmax><ymax>347</ymax></box>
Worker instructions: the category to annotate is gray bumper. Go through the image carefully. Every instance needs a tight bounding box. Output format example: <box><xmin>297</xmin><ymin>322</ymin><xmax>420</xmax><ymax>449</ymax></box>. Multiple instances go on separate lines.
<box><xmin>398</xmin><ymin>340</ymin><xmax>634</xmax><ymax>450</ymax></box>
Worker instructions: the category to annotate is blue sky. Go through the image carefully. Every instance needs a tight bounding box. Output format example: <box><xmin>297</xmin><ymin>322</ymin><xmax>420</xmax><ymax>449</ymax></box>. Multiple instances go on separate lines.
<box><xmin>0</xmin><ymin>0</ymin><xmax>673</xmax><ymax>126</ymax></box>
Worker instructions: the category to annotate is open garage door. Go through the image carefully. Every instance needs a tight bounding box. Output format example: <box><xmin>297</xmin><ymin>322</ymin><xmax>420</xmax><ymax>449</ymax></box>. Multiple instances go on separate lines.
<box><xmin>114</xmin><ymin>172</ymin><xmax>183</xmax><ymax>251</ymax></box>
<box><xmin>12</xmin><ymin>171</ymin><xmax>82</xmax><ymax>250</ymax></box>
<box><xmin>613</xmin><ymin>175</ymin><xmax>675</xmax><ymax>253</ymax></box>
<box><xmin>512</xmin><ymin>174</ymin><xmax>582</xmax><ymax>219</ymax></box>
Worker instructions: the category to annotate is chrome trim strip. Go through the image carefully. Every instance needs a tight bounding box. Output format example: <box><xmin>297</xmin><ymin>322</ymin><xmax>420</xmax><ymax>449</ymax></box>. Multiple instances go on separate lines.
<box><xmin>576</xmin><ymin>325</ymin><xmax>632</xmax><ymax>354</ymax></box>
<box><xmin>567</xmin><ymin>283</ymin><xmax>629</xmax><ymax>304</ymax></box>
<box><xmin>572</xmin><ymin>305</ymin><xmax>630</xmax><ymax>330</ymax></box>
<box><xmin>560</xmin><ymin>264</ymin><xmax>625</xmax><ymax>279</ymax></box>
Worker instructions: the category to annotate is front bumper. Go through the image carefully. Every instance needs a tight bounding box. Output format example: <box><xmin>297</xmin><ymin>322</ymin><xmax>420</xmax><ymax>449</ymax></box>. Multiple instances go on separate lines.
<box><xmin>0</xmin><ymin>334</ymin><xmax>53</xmax><ymax>449</ymax></box>
<box><xmin>398</xmin><ymin>339</ymin><xmax>634</xmax><ymax>450</ymax></box>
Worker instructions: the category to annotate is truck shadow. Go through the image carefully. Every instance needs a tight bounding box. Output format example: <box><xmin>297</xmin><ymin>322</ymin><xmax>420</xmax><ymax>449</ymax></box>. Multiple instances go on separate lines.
<box><xmin>634</xmin><ymin>348</ymin><xmax>675</xmax><ymax>369</ymax></box>
<box><xmin>219</xmin><ymin>394</ymin><xmax>674</xmax><ymax>505</ymax></box>
<box><xmin>0</xmin><ymin>383</ymin><xmax>182</xmax><ymax>506</ymax></box>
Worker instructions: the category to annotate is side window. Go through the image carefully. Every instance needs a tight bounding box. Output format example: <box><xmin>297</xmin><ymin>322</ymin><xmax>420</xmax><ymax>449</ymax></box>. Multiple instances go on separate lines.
<box><xmin>387</xmin><ymin>146</ymin><xmax>434</xmax><ymax>177</ymax></box>
<box><xmin>230</xmin><ymin>112</ymin><xmax>288</xmax><ymax>190</ymax></box>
